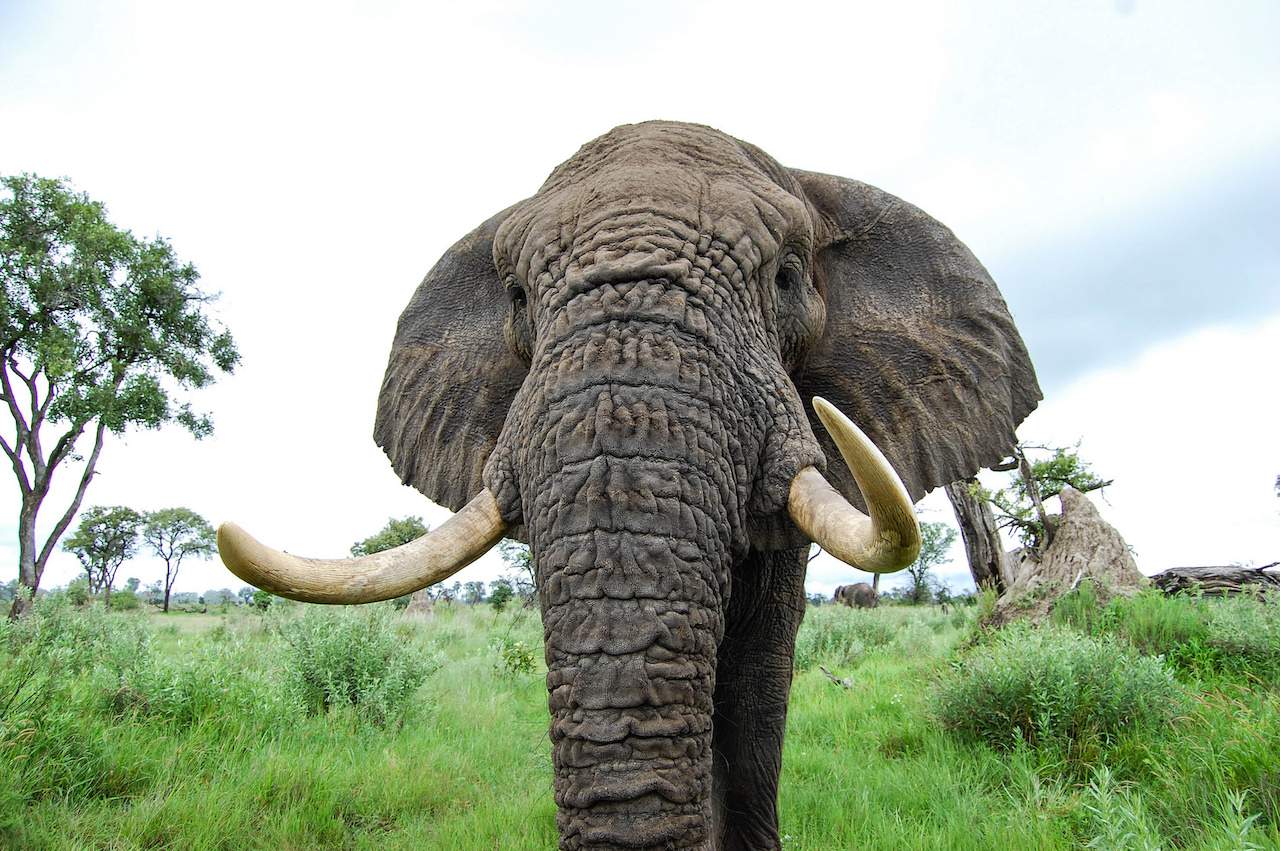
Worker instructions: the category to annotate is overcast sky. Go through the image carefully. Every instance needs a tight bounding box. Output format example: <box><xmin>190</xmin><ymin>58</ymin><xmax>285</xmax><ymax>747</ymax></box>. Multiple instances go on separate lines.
<box><xmin>3</xmin><ymin>0</ymin><xmax>1277</xmax><ymax>598</ymax></box>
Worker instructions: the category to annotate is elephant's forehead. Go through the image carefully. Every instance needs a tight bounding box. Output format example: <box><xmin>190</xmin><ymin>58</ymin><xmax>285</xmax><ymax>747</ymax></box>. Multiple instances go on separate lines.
<box><xmin>497</xmin><ymin>125</ymin><xmax>810</xmax><ymax>278</ymax></box>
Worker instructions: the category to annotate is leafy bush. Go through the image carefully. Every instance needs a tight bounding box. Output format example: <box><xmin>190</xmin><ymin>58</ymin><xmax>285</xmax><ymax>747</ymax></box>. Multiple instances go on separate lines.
<box><xmin>494</xmin><ymin>636</ymin><xmax>537</xmax><ymax>675</ymax></box>
<box><xmin>64</xmin><ymin>577</ymin><xmax>90</xmax><ymax>607</ymax></box>
<box><xmin>793</xmin><ymin>606</ymin><xmax>894</xmax><ymax>671</ymax></box>
<box><xmin>934</xmin><ymin>624</ymin><xmax>1182</xmax><ymax>752</ymax></box>
<box><xmin>108</xmin><ymin>589</ymin><xmax>140</xmax><ymax>610</ymax></box>
<box><xmin>276</xmin><ymin>605</ymin><xmax>438</xmax><ymax>726</ymax></box>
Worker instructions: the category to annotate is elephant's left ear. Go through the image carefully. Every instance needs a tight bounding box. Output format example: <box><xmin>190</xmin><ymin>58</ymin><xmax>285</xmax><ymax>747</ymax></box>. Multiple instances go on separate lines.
<box><xmin>374</xmin><ymin>205</ymin><xmax>528</xmax><ymax>514</ymax></box>
<box><xmin>789</xmin><ymin>169</ymin><xmax>1042</xmax><ymax>503</ymax></box>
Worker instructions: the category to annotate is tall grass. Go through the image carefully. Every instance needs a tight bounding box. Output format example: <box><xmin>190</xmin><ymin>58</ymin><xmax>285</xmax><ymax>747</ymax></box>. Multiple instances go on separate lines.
<box><xmin>0</xmin><ymin>591</ymin><xmax>1277</xmax><ymax>849</ymax></box>
<box><xmin>1052</xmin><ymin>582</ymin><xmax>1280</xmax><ymax>681</ymax></box>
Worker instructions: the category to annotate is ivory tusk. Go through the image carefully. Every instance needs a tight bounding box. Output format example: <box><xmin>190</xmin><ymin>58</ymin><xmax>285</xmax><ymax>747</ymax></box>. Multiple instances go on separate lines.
<box><xmin>217</xmin><ymin>489</ymin><xmax>508</xmax><ymax>603</ymax></box>
<box><xmin>788</xmin><ymin>397</ymin><xmax>921</xmax><ymax>573</ymax></box>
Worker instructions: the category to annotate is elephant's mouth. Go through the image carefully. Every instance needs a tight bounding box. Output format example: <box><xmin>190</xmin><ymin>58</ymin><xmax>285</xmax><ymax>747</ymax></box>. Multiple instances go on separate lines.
<box><xmin>214</xmin><ymin>397</ymin><xmax>920</xmax><ymax>602</ymax></box>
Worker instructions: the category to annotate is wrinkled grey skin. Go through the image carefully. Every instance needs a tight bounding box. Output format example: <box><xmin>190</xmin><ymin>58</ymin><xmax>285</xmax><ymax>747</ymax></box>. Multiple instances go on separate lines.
<box><xmin>375</xmin><ymin>122</ymin><xmax>1040</xmax><ymax>849</ymax></box>
<box><xmin>834</xmin><ymin>582</ymin><xmax>878</xmax><ymax>609</ymax></box>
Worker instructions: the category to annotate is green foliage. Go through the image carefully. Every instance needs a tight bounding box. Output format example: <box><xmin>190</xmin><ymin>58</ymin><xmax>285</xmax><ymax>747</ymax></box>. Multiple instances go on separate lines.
<box><xmin>488</xmin><ymin>579</ymin><xmax>514</xmax><ymax>613</ymax></box>
<box><xmin>115</xmin><ymin>636</ymin><xmax>290</xmax><ymax>729</ymax></box>
<box><xmin>62</xmin><ymin>505</ymin><xmax>142</xmax><ymax>596</ymax></box>
<box><xmin>251</xmin><ymin>589</ymin><xmax>272</xmax><ymax>611</ymax></box>
<box><xmin>64</xmin><ymin>576</ymin><xmax>91</xmax><ymax>606</ymax></box>
<box><xmin>1</xmin><ymin>174</ymin><xmax>238</xmax><ymax>613</ymax></box>
<box><xmin>0</xmin><ymin>173</ymin><xmax>239</xmax><ymax>432</ymax></box>
<box><xmin>108</xmin><ymin>589</ymin><xmax>140</xmax><ymax>610</ymax></box>
<box><xmin>275</xmin><ymin>606</ymin><xmax>438</xmax><ymax>726</ymax></box>
<box><xmin>350</xmin><ymin>516</ymin><xmax>429</xmax><ymax>556</ymax></box>
<box><xmin>1051</xmin><ymin>585</ymin><xmax>1280</xmax><ymax>682</ymax></box>
<box><xmin>974</xmin><ymin>445</ymin><xmax>1110</xmax><ymax>550</ymax></box>
<box><xmin>498</xmin><ymin>538</ymin><xmax>535</xmax><ymax>598</ymax></box>
<box><xmin>350</xmin><ymin>517</ymin><xmax>430</xmax><ymax>608</ymax></box>
<box><xmin>1</xmin><ymin>601</ymin><xmax>1278</xmax><ymax>848</ymax></box>
<box><xmin>141</xmin><ymin>507</ymin><xmax>215</xmax><ymax>609</ymax></box>
<box><xmin>793</xmin><ymin>606</ymin><xmax>895</xmax><ymax>670</ymax></box>
<box><xmin>494</xmin><ymin>636</ymin><xmax>537</xmax><ymax>675</ymax></box>
<box><xmin>902</xmin><ymin>519</ymin><xmax>957</xmax><ymax>604</ymax></box>
<box><xmin>934</xmin><ymin>624</ymin><xmax>1182</xmax><ymax>753</ymax></box>
<box><xmin>462</xmin><ymin>580</ymin><xmax>487</xmax><ymax>605</ymax></box>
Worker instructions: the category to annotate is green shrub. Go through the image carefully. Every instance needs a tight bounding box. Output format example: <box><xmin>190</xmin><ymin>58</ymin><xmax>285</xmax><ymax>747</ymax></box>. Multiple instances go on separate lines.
<box><xmin>934</xmin><ymin>624</ymin><xmax>1182</xmax><ymax>753</ymax></box>
<box><xmin>276</xmin><ymin>605</ymin><xmax>439</xmax><ymax>726</ymax></box>
<box><xmin>494</xmin><ymin>636</ymin><xmax>537</xmax><ymax>675</ymax></box>
<box><xmin>252</xmin><ymin>589</ymin><xmax>272</xmax><ymax>611</ymax></box>
<box><xmin>64</xmin><ymin>577</ymin><xmax>90</xmax><ymax>607</ymax></box>
<box><xmin>793</xmin><ymin>606</ymin><xmax>894</xmax><ymax>671</ymax></box>
<box><xmin>108</xmin><ymin>589</ymin><xmax>140</xmax><ymax>610</ymax></box>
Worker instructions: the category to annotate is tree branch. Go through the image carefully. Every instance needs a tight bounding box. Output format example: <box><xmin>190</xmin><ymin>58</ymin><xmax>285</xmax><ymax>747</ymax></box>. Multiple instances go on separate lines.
<box><xmin>36</xmin><ymin>419</ymin><xmax>108</xmax><ymax>572</ymax></box>
<box><xmin>0</xmin><ymin>432</ymin><xmax>31</xmax><ymax>495</ymax></box>
<box><xmin>45</xmin><ymin>419</ymin><xmax>88</xmax><ymax>476</ymax></box>
<box><xmin>0</xmin><ymin>359</ymin><xmax>31</xmax><ymax>447</ymax></box>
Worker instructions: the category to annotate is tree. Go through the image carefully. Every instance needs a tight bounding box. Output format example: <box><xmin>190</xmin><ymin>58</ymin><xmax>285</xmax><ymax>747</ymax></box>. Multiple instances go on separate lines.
<box><xmin>141</xmin><ymin>507</ymin><xmax>216</xmax><ymax>613</ymax></box>
<box><xmin>124</xmin><ymin>576</ymin><xmax>140</xmax><ymax>593</ymax></box>
<box><xmin>973</xmin><ymin>443</ymin><xmax>1111</xmax><ymax>554</ymax></box>
<box><xmin>902</xmin><ymin>520</ymin><xmax>957</xmax><ymax>605</ymax></box>
<box><xmin>351</xmin><ymin>516</ymin><xmax>430</xmax><ymax>609</ymax></box>
<box><xmin>2</xmin><ymin>174</ymin><xmax>239</xmax><ymax>618</ymax></box>
<box><xmin>462</xmin><ymin>580</ymin><xmax>487</xmax><ymax>605</ymax></box>
<box><xmin>498</xmin><ymin>538</ymin><xmax>535</xmax><ymax>603</ymax></box>
<box><xmin>945</xmin><ymin>476</ymin><xmax>1013</xmax><ymax>594</ymax></box>
<box><xmin>350</xmin><ymin>515</ymin><xmax>429</xmax><ymax>556</ymax></box>
<box><xmin>489</xmin><ymin>578</ymin><xmax>514</xmax><ymax>612</ymax></box>
<box><xmin>237</xmin><ymin>585</ymin><xmax>255</xmax><ymax>605</ymax></box>
<box><xmin>62</xmin><ymin>505</ymin><xmax>141</xmax><ymax>606</ymax></box>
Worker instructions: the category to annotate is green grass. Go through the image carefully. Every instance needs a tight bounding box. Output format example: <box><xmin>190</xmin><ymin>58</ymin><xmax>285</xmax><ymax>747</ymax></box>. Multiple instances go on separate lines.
<box><xmin>2</xmin><ymin>595</ymin><xmax>1278</xmax><ymax>849</ymax></box>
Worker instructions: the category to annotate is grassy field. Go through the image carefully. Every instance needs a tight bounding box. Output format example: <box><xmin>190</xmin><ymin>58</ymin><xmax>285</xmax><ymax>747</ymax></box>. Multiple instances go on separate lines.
<box><xmin>1</xmin><ymin>590</ymin><xmax>1278</xmax><ymax>849</ymax></box>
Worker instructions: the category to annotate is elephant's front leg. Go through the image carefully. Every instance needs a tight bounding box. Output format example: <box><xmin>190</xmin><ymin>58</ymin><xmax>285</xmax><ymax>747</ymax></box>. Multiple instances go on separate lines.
<box><xmin>711</xmin><ymin>547</ymin><xmax>808</xmax><ymax>850</ymax></box>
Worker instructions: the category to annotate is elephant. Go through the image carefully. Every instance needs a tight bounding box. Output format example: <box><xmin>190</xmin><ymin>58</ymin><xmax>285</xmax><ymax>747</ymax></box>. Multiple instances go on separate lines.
<box><xmin>834</xmin><ymin>582</ymin><xmax>878</xmax><ymax>608</ymax></box>
<box><xmin>217</xmin><ymin>121</ymin><xmax>1040</xmax><ymax>850</ymax></box>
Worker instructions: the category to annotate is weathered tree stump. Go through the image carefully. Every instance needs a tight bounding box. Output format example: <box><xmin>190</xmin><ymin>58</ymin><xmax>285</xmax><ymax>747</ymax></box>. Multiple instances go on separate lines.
<box><xmin>1150</xmin><ymin>564</ymin><xmax>1280</xmax><ymax>596</ymax></box>
<box><xmin>990</xmin><ymin>486</ymin><xmax>1148</xmax><ymax>626</ymax></box>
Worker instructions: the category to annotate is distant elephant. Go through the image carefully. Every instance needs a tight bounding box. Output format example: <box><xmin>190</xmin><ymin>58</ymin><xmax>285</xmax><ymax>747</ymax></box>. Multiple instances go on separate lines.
<box><xmin>218</xmin><ymin>122</ymin><xmax>1039</xmax><ymax>849</ymax></box>
<box><xmin>834</xmin><ymin>582</ymin><xmax>879</xmax><ymax>608</ymax></box>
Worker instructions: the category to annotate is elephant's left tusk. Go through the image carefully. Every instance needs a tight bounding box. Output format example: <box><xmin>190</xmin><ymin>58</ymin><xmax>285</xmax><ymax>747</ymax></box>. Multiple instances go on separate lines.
<box><xmin>216</xmin><ymin>489</ymin><xmax>509</xmax><ymax>603</ymax></box>
<box><xmin>788</xmin><ymin>397</ymin><xmax>920</xmax><ymax>573</ymax></box>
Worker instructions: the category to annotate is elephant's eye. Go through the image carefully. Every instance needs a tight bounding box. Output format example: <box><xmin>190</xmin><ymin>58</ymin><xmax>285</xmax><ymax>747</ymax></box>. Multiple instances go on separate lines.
<box><xmin>775</xmin><ymin>259</ymin><xmax>803</xmax><ymax>292</ymax></box>
<box><xmin>506</xmin><ymin>279</ymin><xmax>528</xmax><ymax>308</ymax></box>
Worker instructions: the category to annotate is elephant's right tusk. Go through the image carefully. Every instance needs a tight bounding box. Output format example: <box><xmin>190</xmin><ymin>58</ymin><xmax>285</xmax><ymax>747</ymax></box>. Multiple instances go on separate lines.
<box><xmin>217</xmin><ymin>489</ymin><xmax>508</xmax><ymax>604</ymax></box>
<box><xmin>788</xmin><ymin>397</ymin><xmax>921</xmax><ymax>573</ymax></box>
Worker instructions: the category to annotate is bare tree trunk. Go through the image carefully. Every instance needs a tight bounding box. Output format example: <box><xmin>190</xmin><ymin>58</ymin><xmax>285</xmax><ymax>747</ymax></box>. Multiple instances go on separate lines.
<box><xmin>945</xmin><ymin>478</ymin><xmax>1010</xmax><ymax>593</ymax></box>
<box><xmin>11</xmin><ymin>496</ymin><xmax>40</xmax><ymax>618</ymax></box>
<box><xmin>1014</xmin><ymin>445</ymin><xmax>1053</xmax><ymax>551</ymax></box>
<box><xmin>163</xmin><ymin>562</ymin><xmax>175</xmax><ymax>613</ymax></box>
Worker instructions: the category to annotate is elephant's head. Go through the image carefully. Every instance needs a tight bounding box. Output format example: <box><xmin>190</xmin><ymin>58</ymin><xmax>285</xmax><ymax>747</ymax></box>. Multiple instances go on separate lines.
<box><xmin>218</xmin><ymin>121</ymin><xmax>1039</xmax><ymax>848</ymax></box>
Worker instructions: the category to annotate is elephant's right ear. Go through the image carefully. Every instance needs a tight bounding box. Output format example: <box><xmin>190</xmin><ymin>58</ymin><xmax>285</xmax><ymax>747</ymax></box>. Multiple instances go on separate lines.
<box><xmin>374</xmin><ymin>206</ymin><xmax>528</xmax><ymax>513</ymax></box>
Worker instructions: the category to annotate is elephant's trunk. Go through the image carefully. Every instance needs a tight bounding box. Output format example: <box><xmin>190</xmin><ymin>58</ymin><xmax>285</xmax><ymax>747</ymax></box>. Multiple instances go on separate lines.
<box><xmin>539</xmin><ymin>470</ymin><xmax>726</xmax><ymax>848</ymax></box>
<box><xmin>508</xmin><ymin>301</ymin><xmax>765</xmax><ymax>847</ymax></box>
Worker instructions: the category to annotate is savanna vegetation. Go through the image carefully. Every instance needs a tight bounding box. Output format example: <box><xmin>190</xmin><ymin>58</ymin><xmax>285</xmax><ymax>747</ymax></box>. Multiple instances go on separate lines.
<box><xmin>2</xmin><ymin>584</ymin><xmax>1277</xmax><ymax>849</ymax></box>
